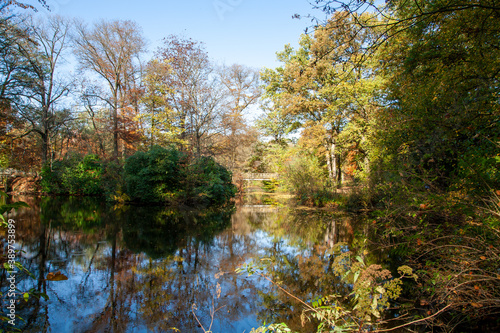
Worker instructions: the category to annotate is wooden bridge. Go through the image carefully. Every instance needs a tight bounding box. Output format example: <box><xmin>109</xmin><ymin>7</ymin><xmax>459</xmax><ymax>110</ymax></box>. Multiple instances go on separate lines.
<box><xmin>239</xmin><ymin>173</ymin><xmax>279</xmax><ymax>181</ymax></box>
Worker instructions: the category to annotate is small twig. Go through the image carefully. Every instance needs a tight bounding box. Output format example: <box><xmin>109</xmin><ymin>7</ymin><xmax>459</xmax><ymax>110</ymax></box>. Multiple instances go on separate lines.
<box><xmin>372</xmin><ymin>304</ymin><xmax>454</xmax><ymax>332</ymax></box>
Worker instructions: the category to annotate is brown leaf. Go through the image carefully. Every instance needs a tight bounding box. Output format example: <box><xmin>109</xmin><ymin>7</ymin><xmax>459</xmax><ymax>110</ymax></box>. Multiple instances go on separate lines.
<box><xmin>46</xmin><ymin>271</ymin><xmax>68</xmax><ymax>281</ymax></box>
<box><xmin>417</xmin><ymin>238</ymin><xmax>422</xmax><ymax>246</ymax></box>
<box><xmin>480</xmin><ymin>256</ymin><xmax>486</xmax><ymax>260</ymax></box>
<box><xmin>470</xmin><ymin>302</ymin><xmax>483</xmax><ymax>308</ymax></box>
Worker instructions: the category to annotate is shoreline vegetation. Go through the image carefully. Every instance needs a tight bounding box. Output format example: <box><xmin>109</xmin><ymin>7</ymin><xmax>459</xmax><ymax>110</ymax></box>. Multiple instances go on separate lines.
<box><xmin>35</xmin><ymin>146</ymin><xmax>237</xmax><ymax>207</ymax></box>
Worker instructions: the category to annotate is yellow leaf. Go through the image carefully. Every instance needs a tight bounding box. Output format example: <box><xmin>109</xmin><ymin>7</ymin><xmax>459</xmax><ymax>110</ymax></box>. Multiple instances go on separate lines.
<box><xmin>46</xmin><ymin>271</ymin><xmax>68</xmax><ymax>281</ymax></box>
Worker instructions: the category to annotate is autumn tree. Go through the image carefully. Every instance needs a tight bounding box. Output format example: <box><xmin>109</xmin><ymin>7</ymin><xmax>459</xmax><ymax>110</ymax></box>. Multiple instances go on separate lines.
<box><xmin>13</xmin><ymin>15</ymin><xmax>73</xmax><ymax>166</ymax></box>
<box><xmin>217</xmin><ymin>64</ymin><xmax>260</xmax><ymax>170</ymax></box>
<box><xmin>304</xmin><ymin>1</ymin><xmax>500</xmax><ymax>191</ymax></box>
<box><xmin>154</xmin><ymin>35</ymin><xmax>227</xmax><ymax>157</ymax></box>
<box><xmin>138</xmin><ymin>59</ymin><xmax>183</xmax><ymax>148</ymax></box>
<box><xmin>3</xmin><ymin>0</ymin><xmax>49</xmax><ymax>11</ymax></box>
<box><xmin>261</xmin><ymin>12</ymin><xmax>379</xmax><ymax>186</ymax></box>
<box><xmin>77</xmin><ymin>81</ymin><xmax>110</xmax><ymax>156</ymax></box>
<box><xmin>73</xmin><ymin>19</ymin><xmax>146</xmax><ymax>159</ymax></box>
<box><xmin>0</xmin><ymin>6</ymin><xmax>28</xmax><ymax>166</ymax></box>
<box><xmin>350</xmin><ymin>0</ymin><xmax>500</xmax><ymax>193</ymax></box>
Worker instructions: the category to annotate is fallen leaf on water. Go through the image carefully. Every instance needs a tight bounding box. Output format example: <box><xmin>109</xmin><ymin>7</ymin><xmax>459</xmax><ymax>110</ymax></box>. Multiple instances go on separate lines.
<box><xmin>46</xmin><ymin>271</ymin><xmax>68</xmax><ymax>281</ymax></box>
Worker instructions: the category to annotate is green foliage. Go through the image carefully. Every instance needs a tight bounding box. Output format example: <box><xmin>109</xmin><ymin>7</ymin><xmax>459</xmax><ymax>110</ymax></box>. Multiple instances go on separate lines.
<box><xmin>124</xmin><ymin>145</ymin><xmax>185</xmax><ymax>203</ymax></box>
<box><xmin>0</xmin><ymin>153</ymin><xmax>9</xmax><ymax>169</ymax></box>
<box><xmin>261</xmin><ymin>179</ymin><xmax>279</xmax><ymax>193</ymax></box>
<box><xmin>0</xmin><ymin>192</ymin><xmax>29</xmax><ymax>220</ymax></box>
<box><xmin>41</xmin><ymin>154</ymin><xmax>103</xmax><ymax>195</ymax></box>
<box><xmin>40</xmin><ymin>146</ymin><xmax>236</xmax><ymax>206</ymax></box>
<box><xmin>250</xmin><ymin>323</ymin><xmax>294</xmax><ymax>333</ymax></box>
<box><xmin>100</xmin><ymin>159</ymin><xmax>124</xmax><ymax>199</ymax></box>
<box><xmin>185</xmin><ymin>156</ymin><xmax>236</xmax><ymax>205</ymax></box>
<box><xmin>369</xmin><ymin>0</ymin><xmax>500</xmax><ymax>195</ymax></box>
<box><xmin>282</xmin><ymin>150</ymin><xmax>334</xmax><ymax>207</ymax></box>
<box><xmin>123</xmin><ymin>146</ymin><xmax>236</xmax><ymax>205</ymax></box>
<box><xmin>238</xmin><ymin>248</ymin><xmax>417</xmax><ymax>332</ymax></box>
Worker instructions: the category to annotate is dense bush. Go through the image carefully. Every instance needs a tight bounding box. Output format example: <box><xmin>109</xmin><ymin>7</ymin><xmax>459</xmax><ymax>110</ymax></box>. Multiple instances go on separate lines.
<box><xmin>42</xmin><ymin>146</ymin><xmax>236</xmax><ymax>206</ymax></box>
<box><xmin>123</xmin><ymin>146</ymin><xmax>236</xmax><ymax>205</ymax></box>
<box><xmin>123</xmin><ymin>145</ymin><xmax>186</xmax><ymax>203</ymax></box>
<box><xmin>41</xmin><ymin>154</ymin><xmax>103</xmax><ymax>195</ymax></box>
<box><xmin>282</xmin><ymin>152</ymin><xmax>335</xmax><ymax>207</ymax></box>
<box><xmin>185</xmin><ymin>156</ymin><xmax>237</xmax><ymax>205</ymax></box>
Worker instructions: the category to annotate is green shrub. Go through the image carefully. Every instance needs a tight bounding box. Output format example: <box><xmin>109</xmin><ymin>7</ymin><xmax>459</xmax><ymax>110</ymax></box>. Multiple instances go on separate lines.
<box><xmin>42</xmin><ymin>147</ymin><xmax>236</xmax><ymax>206</ymax></box>
<box><xmin>41</xmin><ymin>154</ymin><xmax>103</xmax><ymax>195</ymax></box>
<box><xmin>123</xmin><ymin>145</ymin><xmax>186</xmax><ymax>203</ymax></box>
<box><xmin>282</xmin><ymin>152</ymin><xmax>334</xmax><ymax>207</ymax></box>
<box><xmin>186</xmin><ymin>156</ymin><xmax>237</xmax><ymax>205</ymax></box>
<box><xmin>41</xmin><ymin>162</ymin><xmax>64</xmax><ymax>194</ymax></box>
<box><xmin>100</xmin><ymin>159</ymin><xmax>124</xmax><ymax>199</ymax></box>
<box><xmin>62</xmin><ymin>154</ymin><xmax>102</xmax><ymax>195</ymax></box>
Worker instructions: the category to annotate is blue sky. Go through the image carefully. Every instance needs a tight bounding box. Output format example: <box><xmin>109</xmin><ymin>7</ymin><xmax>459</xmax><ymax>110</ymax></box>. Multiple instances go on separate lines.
<box><xmin>32</xmin><ymin>0</ymin><xmax>326</xmax><ymax>70</ymax></box>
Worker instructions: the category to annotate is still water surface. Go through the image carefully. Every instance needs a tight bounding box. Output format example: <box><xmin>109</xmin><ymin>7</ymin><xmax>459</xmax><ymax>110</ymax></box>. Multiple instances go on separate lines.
<box><xmin>3</xmin><ymin>196</ymin><xmax>356</xmax><ymax>333</ymax></box>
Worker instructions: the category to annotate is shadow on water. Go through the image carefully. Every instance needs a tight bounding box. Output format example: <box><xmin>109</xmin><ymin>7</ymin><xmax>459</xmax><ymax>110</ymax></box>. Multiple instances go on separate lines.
<box><xmin>1</xmin><ymin>195</ymin><xmax>369</xmax><ymax>333</ymax></box>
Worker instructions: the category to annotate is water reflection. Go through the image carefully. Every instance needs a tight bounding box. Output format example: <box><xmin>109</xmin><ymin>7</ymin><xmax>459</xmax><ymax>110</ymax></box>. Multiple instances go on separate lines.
<box><xmin>1</xmin><ymin>197</ymin><xmax>357</xmax><ymax>333</ymax></box>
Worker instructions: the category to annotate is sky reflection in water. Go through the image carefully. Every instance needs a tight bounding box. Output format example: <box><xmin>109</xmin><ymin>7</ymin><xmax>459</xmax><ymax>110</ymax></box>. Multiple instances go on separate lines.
<box><xmin>4</xmin><ymin>196</ymin><xmax>351</xmax><ymax>333</ymax></box>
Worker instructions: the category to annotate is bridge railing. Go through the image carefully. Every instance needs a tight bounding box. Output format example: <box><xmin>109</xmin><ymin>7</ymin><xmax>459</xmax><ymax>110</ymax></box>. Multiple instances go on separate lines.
<box><xmin>239</xmin><ymin>173</ymin><xmax>279</xmax><ymax>181</ymax></box>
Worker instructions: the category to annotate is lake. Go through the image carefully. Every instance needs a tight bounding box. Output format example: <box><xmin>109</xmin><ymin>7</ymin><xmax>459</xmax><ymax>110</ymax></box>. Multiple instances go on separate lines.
<box><xmin>1</xmin><ymin>195</ymin><xmax>360</xmax><ymax>333</ymax></box>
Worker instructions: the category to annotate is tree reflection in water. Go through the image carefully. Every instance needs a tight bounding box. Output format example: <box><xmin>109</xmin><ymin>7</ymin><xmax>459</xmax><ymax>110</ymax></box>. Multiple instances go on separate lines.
<box><xmin>2</xmin><ymin>197</ymin><xmax>360</xmax><ymax>333</ymax></box>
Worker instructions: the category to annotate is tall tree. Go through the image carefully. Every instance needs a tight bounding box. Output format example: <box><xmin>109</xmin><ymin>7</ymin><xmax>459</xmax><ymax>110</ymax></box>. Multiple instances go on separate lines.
<box><xmin>73</xmin><ymin>19</ymin><xmax>146</xmax><ymax>159</ymax></box>
<box><xmin>0</xmin><ymin>6</ymin><xmax>28</xmax><ymax>160</ymax></box>
<box><xmin>14</xmin><ymin>14</ymin><xmax>72</xmax><ymax>166</ymax></box>
<box><xmin>218</xmin><ymin>64</ymin><xmax>260</xmax><ymax>170</ymax></box>
<box><xmin>155</xmin><ymin>35</ymin><xmax>226</xmax><ymax>157</ymax></box>
<box><xmin>373</xmin><ymin>0</ymin><xmax>500</xmax><ymax>192</ymax></box>
<box><xmin>261</xmin><ymin>12</ymin><xmax>379</xmax><ymax>185</ymax></box>
<box><xmin>139</xmin><ymin>59</ymin><xmax>183</xmax><ymax>148</ymax></box>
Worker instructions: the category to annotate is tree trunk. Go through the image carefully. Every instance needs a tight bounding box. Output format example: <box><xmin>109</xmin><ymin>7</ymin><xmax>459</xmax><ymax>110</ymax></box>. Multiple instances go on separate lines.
<box><xmin>41</xmin><ymin>132</ymin><xmax>48</xmax><ymax>166</ymax></box>
<box><xmin>325</xmin><ymin>140</ymin><xmax>336</xmax><ymax>182</ymax></box>
<box><xmin>336</xmin><ymin>154</ymin><xmax>342</xmax><ymax>188</ymax></box>
<box><xmin>112</xmin><ymin>94</ymin><xmax>119</xmax><ymax>159</ymax></box>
